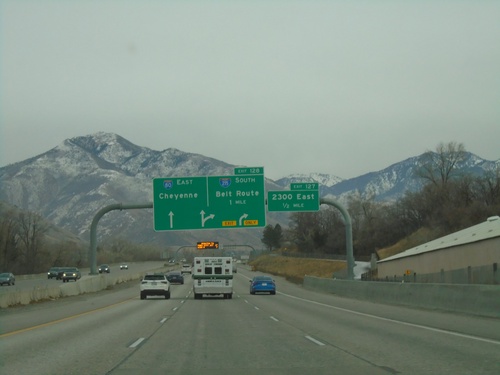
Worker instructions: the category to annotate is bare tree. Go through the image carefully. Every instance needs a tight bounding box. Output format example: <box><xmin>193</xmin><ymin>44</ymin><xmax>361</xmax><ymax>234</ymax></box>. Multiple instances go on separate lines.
<box><xmin>475</xmin><ymin>168</ymin><xmax>500</xmax><ymax>207</ymax></box>
<box><xmin>17</xmin><ymin>211</ymin><xmax>49</xmax><ymax>274</ymax></box>
<box><xmin>0</xmin><ymin>209</ymin><xmax>21</xmax><ymax>272</ymax></box>
<box><xmin>416</xmin><ymin>142</ymin><xmax>467</xmax><ymax>186</ymax></box>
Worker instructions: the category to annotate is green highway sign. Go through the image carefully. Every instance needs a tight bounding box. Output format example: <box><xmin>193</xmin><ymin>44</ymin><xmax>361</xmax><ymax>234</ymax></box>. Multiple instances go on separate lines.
<box><xmin>267</xmin><ymin>184</ymin><xmax>320</xmax><ymax>212</ymax></box>
<box><xmin>234</xmin><ymin>166</ymin><xmax>264</xmax><ymax>175</ymax></box>
<box><xmin>153</xmin><ymin>172</ymin><xmax>266</xmax><ymax>231</ymax></box>
<box><xmin>290</xmin><ymin>182</ymin><xmax>319</xmax><ymax>190</ymax></box>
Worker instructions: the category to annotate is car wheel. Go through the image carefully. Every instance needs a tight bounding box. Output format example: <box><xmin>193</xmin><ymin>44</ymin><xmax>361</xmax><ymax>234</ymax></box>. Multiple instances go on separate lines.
<box><xmin>140</xmin><ymin>293</ymin><xmax>146</xmax><ymax>300</ymax></box>
<box><xmin>165</xmin><ymin>292</ymin><xmax>171</xmax><ymax>299</ymax></box>
<box><xmin>271</xmin><ymin>291</ymin><xmax>276</xmax><ymax>295</ymax></box>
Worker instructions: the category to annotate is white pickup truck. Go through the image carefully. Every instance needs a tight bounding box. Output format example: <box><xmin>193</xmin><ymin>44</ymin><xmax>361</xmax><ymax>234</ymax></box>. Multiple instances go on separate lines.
<box><xmin>192</xmin><ymin>256</ymin><xmax>233</xmax><ymax>299</ymax></box>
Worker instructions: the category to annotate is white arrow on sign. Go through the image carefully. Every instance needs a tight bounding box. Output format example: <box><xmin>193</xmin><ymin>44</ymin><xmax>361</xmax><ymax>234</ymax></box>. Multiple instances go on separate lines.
<box><xmin>168</xmin><ymin>211</ymin><xmax>174</xmax><ymax>228</ymax></box>
<box><xmin>200</xmin><ymin>210</ymin><xmax>215</xmax><ymax>227</ymax></box>
<box><xmin>239</xmin><ymin>213</ymin><xmax>248</xmax><ymax>226</ymax></box>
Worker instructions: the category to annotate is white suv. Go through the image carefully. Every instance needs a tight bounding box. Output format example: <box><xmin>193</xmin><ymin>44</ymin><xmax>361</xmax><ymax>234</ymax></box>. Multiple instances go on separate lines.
<box><xmin>181</xmin><ymin>264</ymin><xmax>192</xmax><ymax>274</ymax></box>
<box><xmin>140</xmin><ymin>273</ymin><xmax>170</xmax><ymax>300</ymax></box>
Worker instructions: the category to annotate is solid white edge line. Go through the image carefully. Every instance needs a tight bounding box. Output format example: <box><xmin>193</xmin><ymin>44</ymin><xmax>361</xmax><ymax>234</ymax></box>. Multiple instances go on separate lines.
<box><xmin>280</xmin><ymin>292</ymin><xmax>500</xmax><ymax>346</ymax></box>
<box><xmin>305</xmin><ymin>335</ymin><xmax>325</xmax><ymax>346</ymax></box>
<box><xmin>270</xmin><ymin>316</ymin><xmax>279</xmax><ymax>322</ymax></box>
<box><xmin>129</xmin><ymin>338</ymin><xmax>145</xmax><ymax>348</ymax></box>
<box><xmin>160</xmin><ymin>318</ymin><xmax>167</xmax><ymax>323</ymax></box>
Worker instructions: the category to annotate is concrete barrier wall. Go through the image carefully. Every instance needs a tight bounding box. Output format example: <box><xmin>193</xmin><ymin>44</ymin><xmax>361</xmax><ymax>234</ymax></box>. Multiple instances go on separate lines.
<box><xmin>0</xmin><ymin>268</ymin><xmax>167</xmax><ymax>308</ymax></box>
<box><xmin>303</xmin><ymin>276</ymin><xmax>500</xmax><ymax>318</ymax></box>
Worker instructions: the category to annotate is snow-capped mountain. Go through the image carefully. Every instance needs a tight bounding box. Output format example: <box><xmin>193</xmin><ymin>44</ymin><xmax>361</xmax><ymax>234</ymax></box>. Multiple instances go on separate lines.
<box><xmin>322</xmin><ymin>153</ymin><xmax>498</xmax><ymax>202</ymax></box>
<box><xmin>0</xmin><ymin>132</ymin><xmax>497</xmax><ymax>247</ymax></box>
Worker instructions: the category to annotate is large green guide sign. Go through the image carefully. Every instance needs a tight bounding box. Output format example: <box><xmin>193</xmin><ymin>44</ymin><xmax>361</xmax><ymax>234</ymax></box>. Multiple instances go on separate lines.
<box><xmin>153</xmin><ymin>168</ymin><xmax>265</xmax><ymax>231</ymax></box>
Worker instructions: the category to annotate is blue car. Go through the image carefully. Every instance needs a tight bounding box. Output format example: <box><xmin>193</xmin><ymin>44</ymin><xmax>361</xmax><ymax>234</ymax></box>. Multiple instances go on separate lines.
<box><xmin>250</xmin><ymin>276</ymin><xmax>276</xmax><ymax>295</ymax></box>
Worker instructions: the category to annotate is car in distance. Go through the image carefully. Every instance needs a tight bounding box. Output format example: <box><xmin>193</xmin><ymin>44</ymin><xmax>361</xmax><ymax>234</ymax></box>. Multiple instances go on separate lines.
<box><xmin>98</xmin><ymin>264</ymin><xmax>110</xmax><ymax>273</ymax></box>
<box><xmin>181</xmin><ymin>264</ymin><xmax>192</xmax><ymax>274</ymax></box>
<box><xmin>120</xmin><ymin>263</ymin><xmax>128</xmax><ymax>270</ymax></box>
<box><xmin>47</xmin><ymin>267</ymin><xmax>61</xmax><ymax>279</ymax></box>
<box><xmin>62</xmin><ymin>268</ymin><xmax>81</xmax><ymax>282</ymax></box>
<box><xmin>166</xmin><ymin>271</ymin><xmax>184</xmax><ymax>284</ymax></box>
<box><xmin>140</xmin><ymin>273</ymin><xmax>171</xmax><ymax>299</ymax></box>
<box><xmin>250</xmin><ymin>276</ymin><xmax>276</xmax><ymax>295</ymax></box>
<box><xmin>56</xmin><ymin>267</ymin><xmax>77</xmax><ymax>280</ymax></box>
<box><xmin>0</xmin><ymin>272</ymin><xmax>15</xmax><ymax>286</ymax></box>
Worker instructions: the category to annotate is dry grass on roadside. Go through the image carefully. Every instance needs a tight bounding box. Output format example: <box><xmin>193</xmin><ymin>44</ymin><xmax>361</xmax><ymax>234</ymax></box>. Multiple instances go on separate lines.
<box><xmin>249</xmin><ymin>255</ymin><xmax>346</xmax><ymax>284</ymax></box>
<box><xmin>376</xmin><ymin>227</ymin><xmax>441</xmax><ymax>259</ymax></box>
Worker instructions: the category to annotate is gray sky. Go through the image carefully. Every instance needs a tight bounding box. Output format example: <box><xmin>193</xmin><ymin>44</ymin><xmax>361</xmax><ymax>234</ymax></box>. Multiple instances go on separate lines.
<box><xmin>1</xmin><ymin>1</ymin><xmax>499</xmax><ymax>180</ymax></box>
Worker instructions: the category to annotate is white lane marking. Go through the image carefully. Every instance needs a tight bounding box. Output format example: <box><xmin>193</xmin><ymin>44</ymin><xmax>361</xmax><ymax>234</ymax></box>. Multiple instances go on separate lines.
<box><xmin>280</xmin><ymin>292</ymin><xmax>500</xmax><ymax>346</ymax></box>
<box><xmin>305</xmin><ymin>336</ymin><xmax>325</xmax><ymax>346</ymax></box>
<box><xmin>244</xmin><ymin>300</ymin><xmax>249</xmax><ymax>304</ymax></box>
<box><xmin>160</xmin><ymin>318</ymin><xmax>168</xmax><ymax>323</ymax></box>
<box><xmin>270</xmin><ymin>316</ymin><xmax>279</xmax><ymax>322</ymax></box>
<box><xmin>173</xmin><ymin>307</ymin><xmax>178</xmax><ymax>311</ymax></box>
<box><xmin>129</xmin><ymin>338</ymin><xmax>145</xmax><ymax>348</ymax></box>
<box><xmin>254</xmin><ymin>306</ymin><xmax>260</xmax><ymax>310</ymax></box>
<box><xmin>181</xmin><ymin>300</ymin><xmax>185</xmax><ymax>304</ymax></box>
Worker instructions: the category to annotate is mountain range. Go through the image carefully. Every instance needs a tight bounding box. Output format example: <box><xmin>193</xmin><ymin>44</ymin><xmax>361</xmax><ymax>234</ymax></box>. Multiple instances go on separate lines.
<box><xmin>0</xmin><ymin>132</ymin><xmax>498</xmax><ymax>249</ymax></box>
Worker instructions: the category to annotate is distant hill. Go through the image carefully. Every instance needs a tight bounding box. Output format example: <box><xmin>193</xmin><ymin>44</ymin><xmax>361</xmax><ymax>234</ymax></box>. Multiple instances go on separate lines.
<box><xmin>0</xmin><ymin>132</ymin><xmax>498</xmax><ymax>248</ymax></box>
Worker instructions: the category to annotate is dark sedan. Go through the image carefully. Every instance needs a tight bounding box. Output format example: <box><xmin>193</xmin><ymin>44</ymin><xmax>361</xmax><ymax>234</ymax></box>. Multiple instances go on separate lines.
<box><xmin>62</xmin><ymin>267</ymin><xmax>81</xmax><ymax>282</ymax></box>
<box><xmin>98</xmin><ymin>264</ymin><xmax>110</xmax><ymax>273</ymax></box>
<box><xmin>166</xmin><ymin>271</ymin><xmax>184</xmax><ymax>284</ymax></box>
<box><xmin>47</xmin><ymin>267</ymin><xmax>61</xmax><ymax>279</ymax></box>
<box><xmin>250</xmin><ymin>276</ymin><xmax>276</xmax><ymax>295</ymax></box>
<box><xmin>0</xmin><ymin>273</ymin><xmax>15</xmax><ymax>286</ymax></box>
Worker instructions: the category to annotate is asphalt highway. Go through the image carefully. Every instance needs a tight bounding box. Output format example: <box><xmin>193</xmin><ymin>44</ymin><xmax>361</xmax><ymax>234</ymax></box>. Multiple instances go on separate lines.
<box><xmin>1</xmin><ymin>266</ymin><xmax>499</xmax><ymax>375</ymax></box>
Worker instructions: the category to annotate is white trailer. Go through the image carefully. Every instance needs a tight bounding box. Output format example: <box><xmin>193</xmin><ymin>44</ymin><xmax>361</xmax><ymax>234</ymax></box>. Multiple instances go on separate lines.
<box><xmin>193</xmin><ymin>257</ymin><xmax>233</xmax><ymax>299</ymax></box>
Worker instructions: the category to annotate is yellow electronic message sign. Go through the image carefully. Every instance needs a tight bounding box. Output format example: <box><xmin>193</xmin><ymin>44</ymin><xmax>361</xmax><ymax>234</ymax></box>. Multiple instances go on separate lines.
<box><xmin>196</xmin><ymin>241</ymin><xmax>219</xmax><ymax>250</ymax></box>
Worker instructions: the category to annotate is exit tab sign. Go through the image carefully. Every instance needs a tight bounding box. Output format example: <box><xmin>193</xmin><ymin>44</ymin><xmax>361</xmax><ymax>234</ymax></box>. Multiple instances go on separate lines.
<box><xmin>290</xmin><ymin>182</ymin><xmax>319</xmax><ymax>190</ymax></box>
<box><xmin>234</xmin><ymin>167</ymin><xmax>264</xmax><ymax>175</ymax></box>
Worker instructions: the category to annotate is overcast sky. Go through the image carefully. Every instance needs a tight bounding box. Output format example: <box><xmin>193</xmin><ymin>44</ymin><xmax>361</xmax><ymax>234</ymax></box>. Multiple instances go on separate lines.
<box><xmin>1</xmin><ymin>1</ymin><xmax>499</xmax><ymax>180</ymax></box>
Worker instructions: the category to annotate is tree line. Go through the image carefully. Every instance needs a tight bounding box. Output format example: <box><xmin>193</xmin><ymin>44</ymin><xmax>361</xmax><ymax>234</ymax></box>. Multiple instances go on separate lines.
<box><xmin>0</xmin><ymin>206</ymin><xmax>162</xmax><ymax>274</ymax></box>
<box><xmin>0</xmin><ymin>208</ymin><xmax>93</xmax><ymax>274</ymax></box>
<box><xmin>261</xmin><ymin>142</ymin><xmax>500</xmax><ymax>259</ymax></box>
